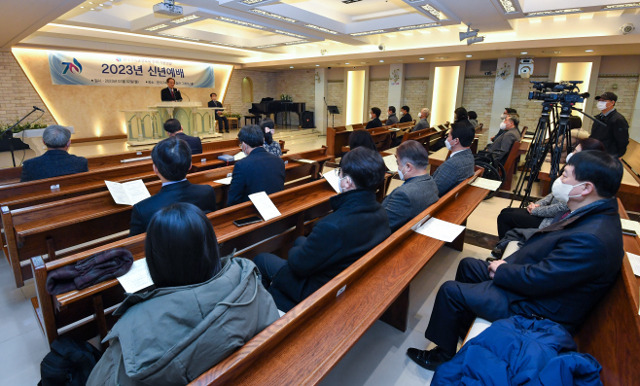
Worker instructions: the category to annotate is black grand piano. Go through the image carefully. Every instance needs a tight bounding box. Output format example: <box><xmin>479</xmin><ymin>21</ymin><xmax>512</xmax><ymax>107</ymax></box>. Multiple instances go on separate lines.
<box><xmin>249</xmin><ymin>97</ymin><xmax>306</xmax><ymax>127</ymax></box>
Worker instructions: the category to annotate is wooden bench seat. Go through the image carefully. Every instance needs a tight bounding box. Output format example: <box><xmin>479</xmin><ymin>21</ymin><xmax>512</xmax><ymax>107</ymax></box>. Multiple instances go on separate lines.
<box><xmin>401</xmin><ymin>127</ymin><xmax>446</xmax><ymax>153</ymax></box>
<box><xmin>190</xmin><ymin>169</ymin><xmax>487</xmax><ymax>385</ymax></box>
<box><xmin>7</xmin><ymin>149</ymin><xmax>332</xmax><ymax>287</ymax></box>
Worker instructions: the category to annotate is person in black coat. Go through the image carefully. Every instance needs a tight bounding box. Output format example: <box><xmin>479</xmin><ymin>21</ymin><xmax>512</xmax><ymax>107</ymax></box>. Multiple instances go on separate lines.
<box><xmin>399</xmin><ymin>105</ymin><xmax>413</xmax><ymax>123</ymax></box>
<box><xmin>226</xmin><ymin>125</ymin><xmax>285</xmax><ymax>206</ymax></box>
<box><xmin>254</xmin><ymin>147</ymin><xmax>392</xmax><ymax>311</ymax></box>
<box><xmin>207</xmin><ymin>92</ymin><xmax>229</xmax><ymax>133</ymax></box>
<box><xmin>407</xmin><ymin>150</ymin><xmax>624</xmax><ymax>372</ymax></box>
<box><xmin>365</xmin><ymin>107</ymin><xmax>382</xmax><ymax>130</ymax></box>
<box><xmin>21</xmin><ymin>125</ymin><xmax>88</xmax><ymax>182</ymax></box>
<box><xmin>129</xmin><ymin>137</ymin><xmax>216</xmax><ymax>235</ymax></box>
<box><xmin>160</xmin><ymin>77</ymin><xmax>182</xmax><ymax>101</ymax></box>
<box><xmin>163</xmin><ymin>118</ymin><xmax>202</xmax><ymax>155</ymax></box>
<box><xmin>590</xmin><ymin>91</ymin><xmax>629</xmax><ymax>157</ymax></box>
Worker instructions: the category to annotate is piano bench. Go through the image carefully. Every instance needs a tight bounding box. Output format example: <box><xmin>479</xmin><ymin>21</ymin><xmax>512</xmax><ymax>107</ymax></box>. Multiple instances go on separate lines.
<box><xmin>244</xmin><ymin>115</ymin><xmax>260</xmax><ymax>125</ymax></box>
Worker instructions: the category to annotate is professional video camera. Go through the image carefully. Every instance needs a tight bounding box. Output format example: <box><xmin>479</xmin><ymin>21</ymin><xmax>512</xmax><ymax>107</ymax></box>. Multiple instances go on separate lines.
<box><xmin>527</xmin><ymin>80</ymin><xmax>590</xmax><ymax>104</ymax></box>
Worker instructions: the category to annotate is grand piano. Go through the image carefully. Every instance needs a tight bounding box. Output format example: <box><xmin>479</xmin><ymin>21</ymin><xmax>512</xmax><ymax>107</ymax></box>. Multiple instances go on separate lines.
<box><xmin>249</xmin><ymin>98</ymin><xmax>306</xmax><ymax>127</ymax></box>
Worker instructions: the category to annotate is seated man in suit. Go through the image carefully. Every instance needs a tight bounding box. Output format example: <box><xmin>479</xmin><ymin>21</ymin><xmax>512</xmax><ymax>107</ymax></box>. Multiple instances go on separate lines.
<box><xmin>382</xmin><ymin>140</ymin><xmax>439</xmax><ymax>232</ymax></box>
<box><xmin>482</xmin><ymin>114</ymin><xmax>520</xmax><ymax>165</ymax></box>
<box><xmin>129</xmin><ymin>137</ymin><xmax>216</xmax><ymax>235</ymax></box>
<box><xmin>208</xmin><ymin>92</ymin><xmax>229</xmax><ymax>133</ymax></box>
<box><xmin>365</xmin><ymin>107</ymin><xmax>382</xmax><ymax>129</ymax></box>
<box><xmin>254</xmin><ymin>147</ymin><xmax>391</xmax><ymax>311</ymax></box>
<box><xmin>227</xmin><ymin>125</ymin><xmax>286</xmax><ymax>206</ymax></box>
<box><xmin>411</xmin><ymin>108</ymin><xmax>430</xmax><ymax>132</ymax></box>
<box><xmin>399</xmin><ymin>105</ymin><xmax>413</xmax><ymax>123</ymax></box>
<box><xmin>160</xmin><ymin>77</ymin><xmax>182</xmax><ymax>101</ymax></box>
<box><xmin>432</xmin><ymin>121</ymin><xmax>476</xmax><ymax>196</ymax></box>
<box><xmin>20</xmin><ymin>125</ymin><xmax>88</xmax><ymax>182</ymax></box>
<box><xmin>407</xmin><ymin>150</ymin><xmax>624</xmax><ymax>371</ymax></box>
<box><xmin>163</xmin><ymin>118</ymin><xmax>202</xmax><ymax>155</ymax></box>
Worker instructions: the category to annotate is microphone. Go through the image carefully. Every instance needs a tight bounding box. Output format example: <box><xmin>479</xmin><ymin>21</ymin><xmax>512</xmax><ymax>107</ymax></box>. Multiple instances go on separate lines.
<box><xmin>33</xmin><ymin>106</ymin><xmax>44</xmax><ymax>112</ymax></box>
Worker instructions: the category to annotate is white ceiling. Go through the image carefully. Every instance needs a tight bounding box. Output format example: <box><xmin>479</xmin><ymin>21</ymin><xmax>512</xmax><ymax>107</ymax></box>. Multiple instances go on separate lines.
<box><xmin>5</xmin><ymin>0</ymin><xmax>640</xmax><ymax>69</ymax></box>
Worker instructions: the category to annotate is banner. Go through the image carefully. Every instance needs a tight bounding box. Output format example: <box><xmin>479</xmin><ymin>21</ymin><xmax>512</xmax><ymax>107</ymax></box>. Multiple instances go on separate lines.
<box><xmin>48</xmin><ymin>51</ymin><xmax>214</xmax><ymax>88</ymax></box>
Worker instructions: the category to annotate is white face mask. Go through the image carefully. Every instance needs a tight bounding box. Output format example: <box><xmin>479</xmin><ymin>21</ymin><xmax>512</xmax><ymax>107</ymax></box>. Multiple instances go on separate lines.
<box><xmin>499</xmin><ymin>122</ymin><xmax>507</xmax><ymax>130</ymax></box>
<box><xmin>370</xmin><ymin>114</ymin><xmax>374</xmax><ymax>119</ymax></box>
<box><xmin>551</xmin><ymin>178</ymin><xmax>586</xmax><ymax>204</ymax></box>
<box><xmin>397</xmin><ymin>164</ymin><xmax>406</xmax><ymax>181</ymax></box>
<box><xmin>596</xmin><ymin>101</ymin><xmax>608</xmax><ymax>111</ymax></box>
<box><xmin>445</xmin><ymin>138</ymin><xmax>453</xmax><ymax>151</ymax></box>
<box><xmin>566</xmin><ymin>152</ymin><xmax>574</xmax><ymax>163</ymax></box>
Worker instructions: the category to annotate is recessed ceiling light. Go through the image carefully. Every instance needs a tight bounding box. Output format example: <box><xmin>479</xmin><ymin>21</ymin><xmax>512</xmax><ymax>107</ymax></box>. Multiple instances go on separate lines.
<box><xmin>585</xmin><ymin>49</ymin><xmax>594</xmax><ymax>52</ymax></box>
<box><xmin>466</xmin><ymin>54</ymin><xmax>472</xmax><ymax>58</ymax></box>
<box><xmin>553</xmin><ymin>50</ymin><xmax>561</xmax><ymax>54</ymax></box>
<box><xmin>521</xmin><ymin>51</ymin><xmax>528</xmax><ymax>55</ymax></box>
<box><xmin>315</xmin><ymin>64</ymin><xmax>320</xmax><ymax>66</ymax></box>
<box><xmin>419</xmin><ymin>57</ymin><xmax>425</xmax><ymax>60</ymax></box>
<box><xmin>80</xmin><ymin>5</ymin><xmax>84</xmax><ymax>8</ymax></box>
<box><xmin>345</xmin><ymin>62</ymin><xmax>350</xmax><ymax>65</ymax></box>
<box><xmin>290</xmin><ymin>66</ymin><xmax>294</xmax><ymax>68</ymax></box>
<box><xmin>379</xmin><ymin>60</ymin><xmax>384</xmax><ymax>62</ymax></box>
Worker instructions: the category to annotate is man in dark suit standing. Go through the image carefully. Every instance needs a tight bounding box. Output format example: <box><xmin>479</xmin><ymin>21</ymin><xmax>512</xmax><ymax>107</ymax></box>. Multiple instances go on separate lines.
<box><xmin>160</xmin><ymin>77</ymin><xmax>182</xmax><ymax>101</ymax></box>
<box><xmin>207</xmin><ymin>92</ymin><xmax>229</xmax><ymax>133</ymax></box>
<box><xmin>129</xmin><ymin>137</ymin><xmax>216</xmax><ymax>235</ymax></box>
<box><xmin>227</xmin><ymin>125</ymin><xmax>285</xmax><ymax>206</ymax></box>
<box><xmin>254</xmin><ymin>147</ymin><xmax>391</xmax><ymax>311</ymax></box>
<box><xmin>407</xmin><ymin>150</ymin><xmax>624</xmax><ymax>371</ymax></box>
<box><xmin>382</xmin><ymin>140</ymin><xmax>438</xmax><ymax>232</ymax></box>
<box><xmin>20</xmin><ymin>125</ymin><xmax>88</xmax><ymax>182</ymax></box>
<box><xmin>163</xmin><ymin>118</ymin><xmax>202</xmax><ymax>154</ymax></box>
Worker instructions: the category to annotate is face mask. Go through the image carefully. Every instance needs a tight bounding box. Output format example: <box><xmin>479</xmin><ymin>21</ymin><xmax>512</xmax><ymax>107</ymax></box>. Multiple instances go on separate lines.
<box><xmin>370</xmin><ymin>114</ymin><xmax>374</xmax><ymax>119</ymax></box>
<box><xmin>566</xmin><ymin>152</ymin><xmax>574</xmax><ymax>163</ymax></box>
<box><xmin>445</xmin><ymin>138</ymin><xmax>453</xmax><ymax>151</ymax></box>
<box><xmin>551</xmin><ymin>178</ymin><xmax>586</xmax><ymax>204</ymax></box>
<box><xmin>596</xmin><ymin>101</ymin><xmax>608</xmax><ymax>111</ymax></box>
<box><xmin>499</xmin><ymin>122</ymin><xmax>507</xmax><ymax>130</ymax></box>
<box><xmin>397</xmin><ymin>164</ymin><xmax>406</xmax><ymax>181</ymax></box>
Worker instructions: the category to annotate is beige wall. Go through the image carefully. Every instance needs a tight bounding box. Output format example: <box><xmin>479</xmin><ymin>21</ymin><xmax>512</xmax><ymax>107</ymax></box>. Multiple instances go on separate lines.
<box><xmin>12</xmin><ymin>48</ymin><xmax>233</xmax><ymax>139</ymax></box>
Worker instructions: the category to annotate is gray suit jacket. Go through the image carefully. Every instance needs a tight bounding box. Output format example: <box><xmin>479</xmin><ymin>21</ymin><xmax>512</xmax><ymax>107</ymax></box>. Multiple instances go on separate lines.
<box><xmin>382</xmin><ymin>174</ymin><xmax>439</xmax><ymax>232</ymax></box>
<box><xmin>411</xmin><ymin>118</ymin><xmax>430</xmax><ymax>132</ymax></box>
<box><xmin>432</xmin><ymin>148</ymin><xmax>475</xmax><ymax>196</ymax></box>
<box><xmin>487</xmin><ymin>127</ymin><xmax>520</xmax><ymax>164</ymax></box>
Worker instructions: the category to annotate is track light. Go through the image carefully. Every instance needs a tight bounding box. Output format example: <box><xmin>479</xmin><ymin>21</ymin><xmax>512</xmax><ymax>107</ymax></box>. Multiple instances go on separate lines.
<box><xmin>459</xmin><ymin>25</ymin><xmax>479</xmax><ymax>41</ymax></box>
<box><xmin>467</xmin><ymin>36</ymin><xmax>485</xmax><ymax>45</ymax></box>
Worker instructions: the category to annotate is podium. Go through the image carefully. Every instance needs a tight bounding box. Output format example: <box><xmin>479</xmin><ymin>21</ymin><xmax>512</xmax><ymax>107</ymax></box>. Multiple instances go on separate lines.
<box><xmin>152</xmin><ymin>102</ymin><xmax>202</xmax><ymax>136</ymax></box>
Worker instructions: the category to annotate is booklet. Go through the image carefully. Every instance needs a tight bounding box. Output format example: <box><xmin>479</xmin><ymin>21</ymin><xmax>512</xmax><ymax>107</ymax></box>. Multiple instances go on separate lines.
<box><xmin>383</xmin><ymin>154</ymin><xmax>398</xmax><ymax>172</ymax></box>
<box><xmin>249</xmin><ymin>191</ymin><xmax>281</xmax><ymax>221</ymax></box>
<box><xmin>323</xmin><ymin>168</ymin><xmax>341</xmax><ymax>193</ymax></box>
<box><xmin>105</xmin><ymin>179</ymin><xmax>151</xmax><ymax>206</ymax></box>
<box><xmin>471</xmin><ymin>177</ymin><xmax>503</xmax><ymax>191</ymax></box>
<box><xmin>117</xmin><ymin>258</ymin><xmax>154</xmax><ymax>293</ymax></box>
<box><xmin>414</xmin><ymin>217</ymin><xmax>466</xmax><ymax>242</ymax></box>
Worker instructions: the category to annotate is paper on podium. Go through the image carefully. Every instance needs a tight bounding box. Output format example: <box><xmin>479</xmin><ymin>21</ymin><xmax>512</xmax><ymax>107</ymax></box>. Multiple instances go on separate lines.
<box><xmin>383</xmin><ymin>154</ymin><xmax>398</xmax><ymax>172</ymax></box>
<box><xmin>249</xmin><ymin>191</ymin><xmax>281</xmax><ymax>221</ymax></box>
<box><xmin>214</xmin><ymin>177</ymin><xmax>232</xmax><ymax>185</ymax></box>
<box><xmin>414</xmin><ymin>217</ymin><xmax>466</xmax><ymax>242</ymax></box>
<box><xmin>471</xmin><ymin>177</ymin><xmax>503</xmax><ymax>191</ymax></box>
<box><xmin>117</xmin><ymin>258</ymin><xmax>154</xmax><ymax>293</ymax></box>
<box><xmin>323</xmin><ymin>168</ymin><xmax>341</xmax><ymax>193</ymax></box>
<box><xmin>234</xmin><ymin>152</ymin><xmax>246</xmax><ymax>161</ymax></box>
<box><xmin>105</xmin><ymin>179</ymin><xmax>151</xmax><ymax>206</ymax></box>
<box><xmin>627</xmin><ymin>252</ymin><xmax>640</xmax><ymax>277</ymax></box>
<box><xmin>621</xmin><ymin>219</ymin><xmax>640</xmax><ymax>235</ymax></box>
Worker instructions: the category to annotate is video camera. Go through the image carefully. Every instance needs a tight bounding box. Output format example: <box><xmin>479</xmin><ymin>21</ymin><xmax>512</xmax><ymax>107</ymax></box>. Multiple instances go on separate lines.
<box><xmin>528</xmin><ymin>80</ymin><xmax>589</xmax><ymax>104</ymax></box>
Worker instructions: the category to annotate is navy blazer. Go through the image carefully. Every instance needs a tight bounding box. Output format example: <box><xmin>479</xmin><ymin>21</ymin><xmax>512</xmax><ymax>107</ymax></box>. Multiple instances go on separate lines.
<box><xmin>493</xmin><ymin>198</ymin><xmax>624</xmax><ymax>332</ymax></box>
<box><xmin>226</xmin><ymin>147</ymin><xmax>285</xmax><ymax>206</ymax></box>
<box><xmin>382</xmin><ymin>174</ymin><xmax>439</xmax><ymax>232</ymax></box>
<box><xmin>160</xmin><ymin>87</ymin><xmax>182</xmax><ymax>102</ymax></box>
<box><xmin>174</xmin><ymin>132</ymin><xmax>202</xmax><ymax>155</ymax></box>
<box><xmin>20</xmin><ymin>149</ymin><xmax>88</xmax><ymax>182</ymax></box>
<box><xmin>129</xmin><ymin>180</ymin><xmax>216</xmax><ymax>235</ymax></box>
<box><xmin>269</xmin><ymin>189</ymin><xmax>391</xmax><ymax>311</ymax></box>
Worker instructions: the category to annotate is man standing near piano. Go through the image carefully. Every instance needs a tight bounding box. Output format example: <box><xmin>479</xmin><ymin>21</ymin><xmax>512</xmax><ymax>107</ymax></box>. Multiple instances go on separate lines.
<box><xmin>208</xmin><ymin>92</ymin><xmax>229</xmax><ymax>133</ymax></box>
<box><xmin>161</xmin><ymin>77</ymin><xmax>182</xmax><ymax>101</ymax></box>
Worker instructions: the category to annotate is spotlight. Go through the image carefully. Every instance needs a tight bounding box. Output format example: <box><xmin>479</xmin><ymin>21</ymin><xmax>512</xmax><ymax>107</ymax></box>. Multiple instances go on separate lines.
<box><xmin>467</xmin><ymin>36</ymin><xmax>485</xmax><ymax>45</ymax></box>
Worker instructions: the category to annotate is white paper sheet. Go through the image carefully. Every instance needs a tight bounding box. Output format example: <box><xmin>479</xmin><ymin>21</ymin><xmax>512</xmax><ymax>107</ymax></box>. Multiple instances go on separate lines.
<box><xmin>323</xmin><ymin>168</ymin><xmax>341</xmax><ymax>193</ymax></box>
<box><xmin>214</xmin><ymin>177</ymin><xmax>232</xmax><ymax>185</ymax></box>
<box><xmin>105</xmin><ymin>179</ymin><xmax>151</xmax><ymax>206</ymax></box>
<box><xmin>414</xmin><ymin>217</ymin><xmax>466</xmax><ymax>242</ymax></box>
<box><xmin>471</xmin><ymin>177</ymin><xmax>503</xmax><ymax>191</ymax></box>
<box><xmin>117</xmin><ymin>258</ymin><xmax>154</xmax><ymax>293</ymax></box>
<box><xmin>293</xmin><ymin>158</ymin><xmax>315</xmax><ymax>164</ymax></box>
<box><xmin>249</xmin><ymin>191</ymin><xmax>281</xmax><ymax>221</ymax></box>
<box><xmin>234</xmin><ymin>151</ymin><xmax>246</xmax><ymax>161</ymax></box>
<box><xmin>383</xmin><ymin>154</ymin><xmax>398</xmax><ymax>172</ymax></box>
<box><xmin>621</xmin><ymin>218</ymin><xmax>640</xmax><ymax>235</ymax></box>
<box><xmin>627</xmin><ymin>252</ymin><xmax>640</xmax><ymax>277</ymax></box>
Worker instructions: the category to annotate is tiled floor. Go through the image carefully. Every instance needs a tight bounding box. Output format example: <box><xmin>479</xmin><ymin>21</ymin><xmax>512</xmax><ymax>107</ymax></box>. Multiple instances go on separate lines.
<box><xmin>0</xmin><ymin>129</ymin><xmax>510</xmax><ymax>385</ymax></box>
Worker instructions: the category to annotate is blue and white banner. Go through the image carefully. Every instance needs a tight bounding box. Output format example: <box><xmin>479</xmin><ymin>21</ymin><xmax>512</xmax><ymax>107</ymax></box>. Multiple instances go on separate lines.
<box><xmin>48</xmin><ymin>51</ymin><xmax>214</xmax><ymax>88</ymax></box>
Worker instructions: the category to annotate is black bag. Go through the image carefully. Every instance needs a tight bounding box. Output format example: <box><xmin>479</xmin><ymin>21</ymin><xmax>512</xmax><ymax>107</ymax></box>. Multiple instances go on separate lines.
<box><xmin>39</xmin><ymin>337</ymin><xmax>102</xmax><ymax>386</ymax></box>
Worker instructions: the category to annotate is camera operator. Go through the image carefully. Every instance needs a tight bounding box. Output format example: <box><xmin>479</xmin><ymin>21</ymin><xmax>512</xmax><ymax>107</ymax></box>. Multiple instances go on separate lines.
<box><xmin>590</xmin><ymin>91</ymin><xmax>629</xmax><ymax>158</ymax></box>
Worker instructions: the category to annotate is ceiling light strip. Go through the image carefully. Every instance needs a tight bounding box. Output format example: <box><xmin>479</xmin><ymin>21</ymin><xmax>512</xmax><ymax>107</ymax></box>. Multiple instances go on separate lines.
<box><xmin>256</xmin><ymin>44</ymin><xmax>279</xmax><ymax>48</ymax></box>
<box><xmin>397</xmin><ymin>22</ymin><xmax>440</xmax><ymax>31</ymax></box>
<box><xmin>526</xmin><ymin>8</ymin><xmax>581</xmax><ymax>17</ymax></box>
<box><xmin>218</xmin><ymin>16</ymin><xmax>266</xmax><ymax>29</ymax></box>
<box><xmin>274</xmin><ymin>29</ymin><xmax>305</xmax><ymax>39</ymax></box>
<box><xmin>284</xmin><ymin>40</ymin><xmax>309</xmax><ymax>45</ymax></box>
<box><xmin>250</xmin><ymin>9</ymin><xmax>297</xmax><ymax>23</ymax></box>
<box><xmin>241</xmin><ymin>0</ymin><xmax>271</xmax><ymax>5</ymax></box>
<box><xmin>498</xmin><ymin>0</ymin><xmax>517</xmax><ymax>13</ymax></box>
<box><xmin>350</xmin><ymin>29</ymin><xmax>386</xmax><ymax>36</ymax></box>
<box><xmin>145</xmin><ymin>24</ymin><xmax>168</xmax><ymax>31</ymax></box>
<box><xmin>170</xmin><ymin>15</ymin><xmax>200</xmax><ymax>24</ymax></box>
<box><xmin>305</xmin><ymin>24</ymin><xmax>339</xmax><ymax>35</ymax></box>
<box><xmin>603</xmin><ymin>2</ymin><xmax>640</xmax><ymax>9</ymax></box>
<box><xmin>420</xmin><ymin>4</ymin><xmax>447</xmax><ymax>20</ymax></box>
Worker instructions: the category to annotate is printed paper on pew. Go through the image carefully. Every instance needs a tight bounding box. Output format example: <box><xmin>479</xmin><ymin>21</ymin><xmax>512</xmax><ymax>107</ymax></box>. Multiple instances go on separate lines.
<box><xmin>234</xmin><ymin>152</ymin><xmax>246</xmax><ymax>161</ymax></box>
<box><xmin>293</xmin><ymin>158</ymin><xmax>315</xmax><ymax>164</ymax></box>
<box><xmin>471</xmin><ymin>177</ymin><xmax>502</xmax><ymax>191</ymax></box>
<box><xmin>383</xmin><ymin>154</ymin><xmax>398</xmax><ymax>172</ymax></box>
<box><xmin>214</xmin><ymin>176</ymin><xmax>232</xmax><ymax>185</ymax></box>
<box><xmin>117</xmin><ymin>258</ymin><xmax>154</xmax><ymax>293</ymax></box>
<box><xmin>627</xmin><ymin>252</ymin><xmax>640</xmax><ymax>277</ymax></box>
<box><xmin>105</xmin><ymin>180</ymin><xmax>151</xmax><ymax>206</ymax></box>
<box><xmin>621</xmin><ymin>218</ymin><xmax>640</xmax><ymax>235</ymax></box>
<box><xmin>414</xmin><ymin>217</ymin><xmax>466</xmax><ymax>243</ymax></box>
<box><xmin>249</xmin><ymin>191</ymin><xmax>281</xmax><ymax>221</ymax></box>
<box><xmin>323</xmin><ymin>168</ymin><xmax>341</xmax><ymax>193</ymax></box>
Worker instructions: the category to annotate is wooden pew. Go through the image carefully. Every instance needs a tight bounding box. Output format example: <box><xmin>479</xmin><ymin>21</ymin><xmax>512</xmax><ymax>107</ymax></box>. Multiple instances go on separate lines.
<box><xmin>326</xmin><ymin>126</ymin><xmax>351</xmax><ymax>158</ymax></box>
<box><xmin>190</xmin><ymin>169</ymin><xmax>487</xmax><ymax>385</ymax></box>
<box><xmin>30</xmin><ymin>179</ymin><xmax>338</xmax><ymax>345</ymax></box>
<box><xmin>402</xmin><ymin>127</ymin><xmax>446</xmax><ymax>153</ymax></box>
<box><xmin>574</xmin><ymin>200</ymin><xmax>640</xmax><ymax>385</ymax></box>
<box><xmin>7</xmin><ymin>149</ymin><xmax>332</xmax><ymax>287</ymax></box>
<box><xmin>0</xmin><ymin>139</ymin><xmax>240</xmax><ymax>185</ymax></box>
<box><xmin>621</xmin><ymin>138</ymin><xmax>640</xmax><ymax>177</ymax></box>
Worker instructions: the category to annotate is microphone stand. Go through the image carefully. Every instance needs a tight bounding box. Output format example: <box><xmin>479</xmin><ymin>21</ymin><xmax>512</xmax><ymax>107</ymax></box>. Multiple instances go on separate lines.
<box><xmin>0</xmin><ymin>107</ymin><xmax>39</xmax><ymax>167</ymax></box>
